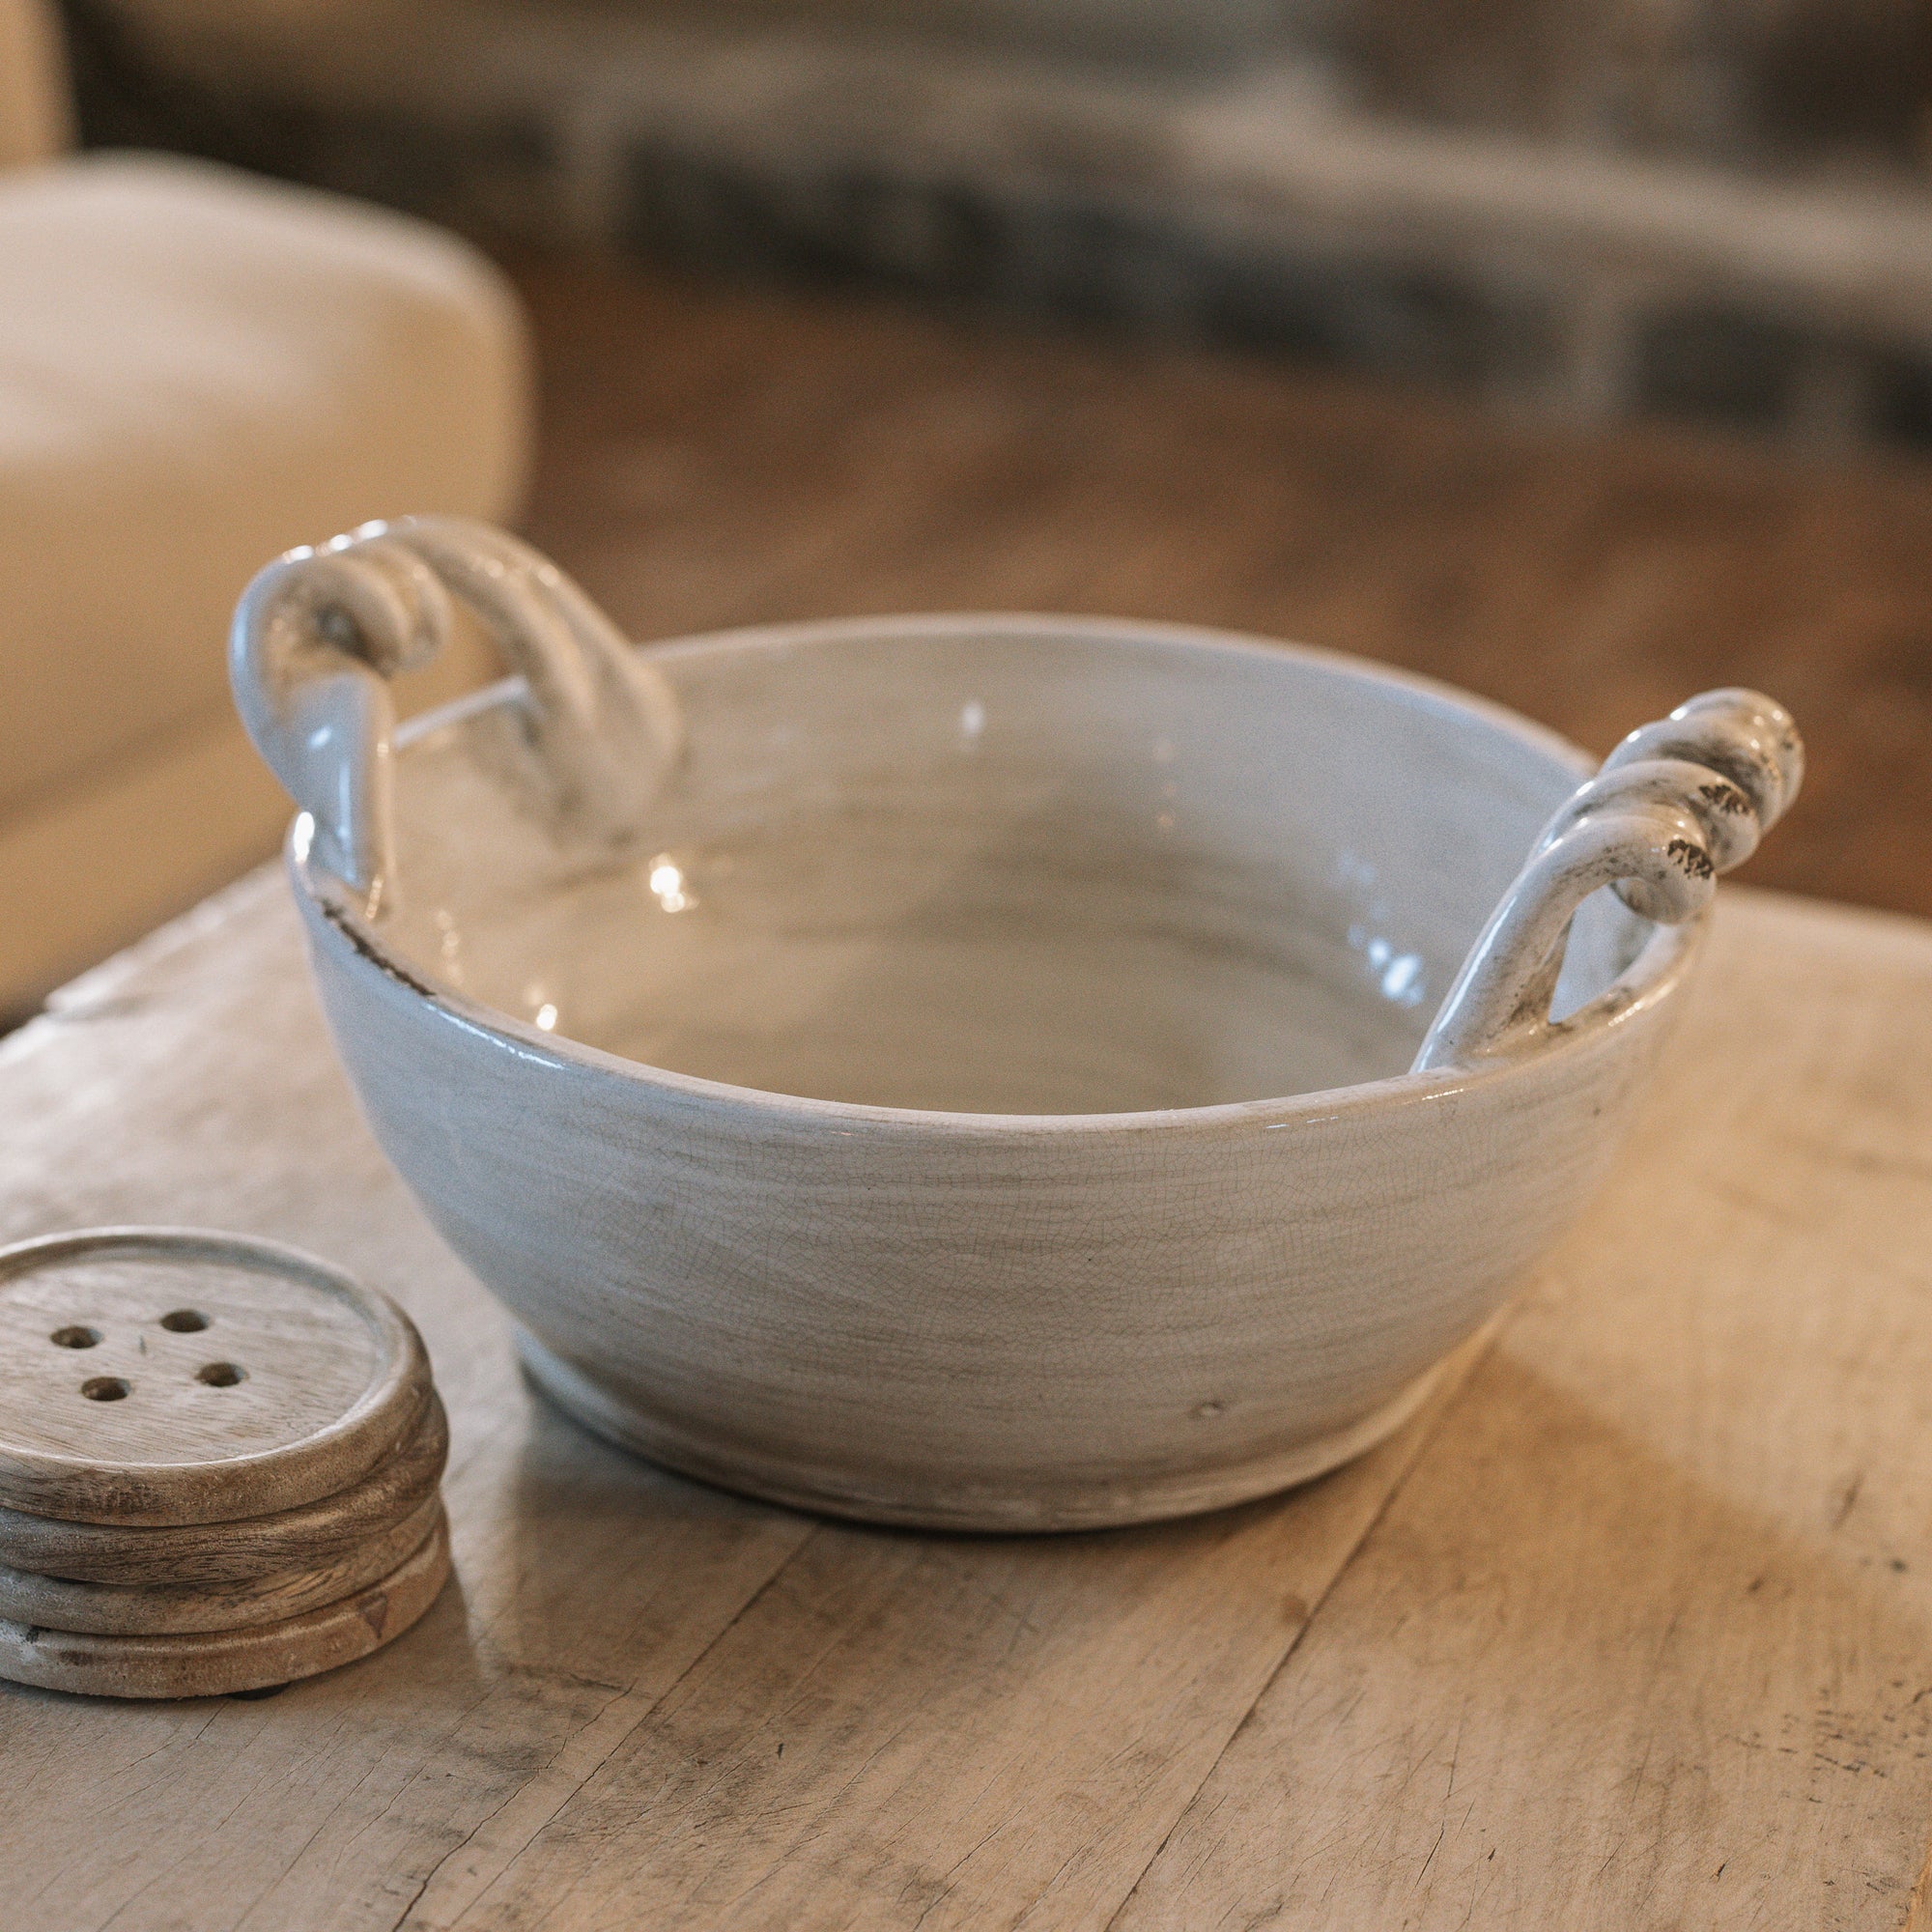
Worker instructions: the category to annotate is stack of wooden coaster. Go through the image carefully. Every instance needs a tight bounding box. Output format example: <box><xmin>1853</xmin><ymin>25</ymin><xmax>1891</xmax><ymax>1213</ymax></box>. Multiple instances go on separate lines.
<box><xmin>0</xmin><ymin>1228</ymin><xmax>451</xmax><ymax>1699</ymax></box>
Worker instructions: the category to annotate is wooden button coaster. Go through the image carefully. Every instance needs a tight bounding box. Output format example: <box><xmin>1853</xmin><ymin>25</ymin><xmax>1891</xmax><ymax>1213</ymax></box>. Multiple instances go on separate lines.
<box><xmin>0</xmin><ymin>1228</ymin><xmax>430</xmax><ymax>1524</ymax></box>
<box><xmin>0</xmin><ymin>1228</ymin><xmax>454</xmax><ymax>1698</ymax></box>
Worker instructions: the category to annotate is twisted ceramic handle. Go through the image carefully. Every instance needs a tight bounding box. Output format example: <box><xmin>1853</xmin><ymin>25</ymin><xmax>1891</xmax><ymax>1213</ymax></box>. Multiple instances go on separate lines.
<box><xmin>230</xmin><ymin>517</ymin><xmax>681</xmax><ymax>915</ymax></box>
<box><xmin>1413</xmin><ymin>689</ymin><xmax>1803</xmax><ymax>1071</ymax></box>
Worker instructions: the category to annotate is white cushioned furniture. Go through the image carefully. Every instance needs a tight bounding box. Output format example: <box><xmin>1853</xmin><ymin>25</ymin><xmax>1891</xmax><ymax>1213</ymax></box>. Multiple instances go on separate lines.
<box><xmin>0</xmin><ymin>0</ymin><xmax>530</xmax><ymax>1012</ymax></box>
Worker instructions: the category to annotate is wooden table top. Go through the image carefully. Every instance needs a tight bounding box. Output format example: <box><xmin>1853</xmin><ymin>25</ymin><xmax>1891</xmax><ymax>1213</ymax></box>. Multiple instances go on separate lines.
<box><xmin>3</xmin><ymin>870</ymin><xmax>1930</xmax><ymax>1930</ymax></box>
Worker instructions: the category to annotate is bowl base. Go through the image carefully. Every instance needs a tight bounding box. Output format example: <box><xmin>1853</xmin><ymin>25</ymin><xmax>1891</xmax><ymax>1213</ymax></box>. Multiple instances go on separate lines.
<box><xmin>513</xmin><ymin>1327</ymin><xmax>1451</xmax><ymax>1532</ymax></box>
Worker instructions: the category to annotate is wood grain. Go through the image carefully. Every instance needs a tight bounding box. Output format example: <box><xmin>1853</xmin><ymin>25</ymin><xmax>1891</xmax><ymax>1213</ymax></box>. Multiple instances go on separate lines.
<box><xmin>0</xmin><ymin>1510</ymin><xmax>451</xmax><ymax>1700</ymax></box>
<box><xmin>510</xmin><ymin>254</ymin><xmax>1932</xmax><ymax>925</ymax></box>
<box><xmin>0</xmin><ymin>1492</ymin><xmax>444</xmax><ymax>1636</ymax></box>
<box><xmin>0</xmin><ymin>874</ymin><xmax>1925</xmax><ymax>1924</ymax></box>
<box><xmin>409</xmin><ymin>1335</ymin><xmax>1490</xmax><ymax>1932</ymax></box>
<box><xmin>1111</xmin><ymin>894</ymin><xmax>1932</xmax><ymax>1930</ymax></box>
<box><xmin>0</xmin><ymin>1388</ymin><xmax>445</xmax><ymax>1586</ymax></box>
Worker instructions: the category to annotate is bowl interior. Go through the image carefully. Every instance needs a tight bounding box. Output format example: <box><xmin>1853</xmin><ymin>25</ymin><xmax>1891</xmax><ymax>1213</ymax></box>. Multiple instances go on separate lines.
<box><xmin>369</xmin><ymin>619</ymin><xmax>1644</xmax><ymax>1114</ymax></box>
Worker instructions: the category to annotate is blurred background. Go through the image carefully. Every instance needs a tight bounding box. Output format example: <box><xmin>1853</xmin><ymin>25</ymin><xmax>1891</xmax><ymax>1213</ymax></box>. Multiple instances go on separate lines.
<box><xmin>3</xmin><ymin>0</ymin><xmax>1930</xmax><ymax>1019</ymax></box>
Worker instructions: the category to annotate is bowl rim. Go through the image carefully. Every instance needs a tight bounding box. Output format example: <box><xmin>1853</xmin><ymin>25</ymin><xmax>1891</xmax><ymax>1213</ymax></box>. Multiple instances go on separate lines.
<box><xmin>290</xmin><ymin>611</ymin><xmax>1701</xmax><ymax>1133</ymax></box>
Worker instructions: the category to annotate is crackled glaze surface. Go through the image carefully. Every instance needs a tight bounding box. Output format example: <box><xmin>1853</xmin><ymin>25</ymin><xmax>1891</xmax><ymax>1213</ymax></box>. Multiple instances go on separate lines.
<box><xmin>216</xmin><ymin>516</ymin><xmax>1811</xmax><ymax>1523</ymax></box>
<box><xmin>242</xmin><ymin>586</ymin><xmax>1725</xmax><ymax>1526</ymax></box>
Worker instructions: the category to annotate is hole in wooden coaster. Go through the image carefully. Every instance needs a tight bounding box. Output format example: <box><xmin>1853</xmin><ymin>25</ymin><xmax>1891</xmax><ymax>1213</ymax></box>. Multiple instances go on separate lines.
<box><xmin>49</xmin><ymin>1325</ymin><xmax>100</xmax><ymax>1349</ymax></box>
<box><xmin>158</xmin><ymin>1309</ymin><xmax>208</xmax><ymax>1333</ymax></box>
<box><xmin>82</xmin><ymin>1377</ymin><xmax>130</xmax><ymax>1401</ymax></box>
<box><xmin>196</xmin><ymin>1361</ymin><xmax>246</xmax><ymax>1388</ymax></box>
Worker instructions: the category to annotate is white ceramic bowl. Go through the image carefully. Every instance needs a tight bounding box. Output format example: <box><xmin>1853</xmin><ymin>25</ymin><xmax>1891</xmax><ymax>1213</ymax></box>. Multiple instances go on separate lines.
<box><xmin>232</xmin><ymin>519</ymin><xmax>1800</xmax><ymax>1528</ymax></box>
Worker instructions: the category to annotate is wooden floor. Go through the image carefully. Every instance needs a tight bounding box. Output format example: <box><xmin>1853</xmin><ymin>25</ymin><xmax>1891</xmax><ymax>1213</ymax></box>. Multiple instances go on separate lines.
<box><xmin>512</xmin><ymin>252</ymin><xmax>1932</xmax><ymax>920</ymax></box>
